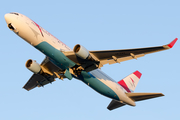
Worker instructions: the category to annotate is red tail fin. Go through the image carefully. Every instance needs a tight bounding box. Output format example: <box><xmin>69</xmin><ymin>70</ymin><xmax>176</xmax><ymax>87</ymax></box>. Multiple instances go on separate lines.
<box><xmin>118</xmin><ymin>71</ymin><xmax>142</xmax><ymax>93</ymax></box>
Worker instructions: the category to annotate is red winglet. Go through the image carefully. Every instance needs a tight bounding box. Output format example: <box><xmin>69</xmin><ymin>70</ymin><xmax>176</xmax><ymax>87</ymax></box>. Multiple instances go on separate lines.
<box><xmin>168</xmin><ymin>38</ymin><xmax>178</xmax><ymax>48</ymax></box>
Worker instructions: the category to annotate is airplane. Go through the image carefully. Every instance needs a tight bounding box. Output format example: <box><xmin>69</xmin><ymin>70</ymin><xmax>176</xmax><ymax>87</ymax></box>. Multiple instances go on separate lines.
<box><xmin>4</xmin><ymin>12</ymin><xmax>178</xmax><ymax>110</ymax></box>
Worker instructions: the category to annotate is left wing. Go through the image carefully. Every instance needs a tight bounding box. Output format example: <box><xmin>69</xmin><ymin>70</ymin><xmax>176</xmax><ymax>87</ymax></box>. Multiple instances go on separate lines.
<box><xmin>64</xmin><ymin>38</ymin><xmax>178</xmax><ymax>71</ymax></box>
<box><xmin>90</xmin><ymin>38</ymin><xmax>178</xmax><ymax>65</ymax></box>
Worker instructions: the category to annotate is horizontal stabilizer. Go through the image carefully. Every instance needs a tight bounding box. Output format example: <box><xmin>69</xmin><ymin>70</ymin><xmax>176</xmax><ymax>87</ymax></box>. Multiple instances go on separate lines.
<box><xmin>126</xmin><ymin>93</ymin><xmax>164</xmax><ymax>102</ymax></box>
<box><xmin>107</xmin><ymin>100</ymin><xmax>126</xmax><ymax>110</ymax></box>
<box><xmin>107</xmin><ymin>93</ymin><xmax>164</xmax><ymax>110</ymax></box>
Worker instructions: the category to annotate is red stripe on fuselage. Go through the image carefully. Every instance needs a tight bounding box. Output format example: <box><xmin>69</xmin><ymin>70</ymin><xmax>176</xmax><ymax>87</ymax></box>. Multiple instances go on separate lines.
<box><xmin>33</xmin><ymin>21</ymin><xmax>44</xmax><ymax>37</ymax></box>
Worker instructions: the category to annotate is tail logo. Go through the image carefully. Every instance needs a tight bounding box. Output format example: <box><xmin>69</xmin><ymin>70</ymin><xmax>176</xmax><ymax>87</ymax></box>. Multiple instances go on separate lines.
<box><xmin>130</xmin><ymin>77</ymin><xmax>135</xmax><ymax>87</ymax></box>
<box><xmin>118</xmin><ymin>70</ymin><xmax>142</xmax><ymax>93</ymax></box>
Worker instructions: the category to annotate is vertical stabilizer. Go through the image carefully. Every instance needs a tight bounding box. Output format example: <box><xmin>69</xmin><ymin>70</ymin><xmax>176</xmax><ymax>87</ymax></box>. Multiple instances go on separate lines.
<box><xmin>118</xmin><ymin>71</ymin><xmax>142</xmax><ymax>92</ymax></box>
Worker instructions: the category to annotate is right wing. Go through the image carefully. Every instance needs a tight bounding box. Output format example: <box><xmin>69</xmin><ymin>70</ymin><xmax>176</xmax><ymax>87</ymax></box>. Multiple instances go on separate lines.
<box><xmin>23</xmin><ymin>57</ymin><xmax>65</xmax><ymax>91</ymax></box>
<box><xmin>23</xmin><ymin>73</ymin><xmax>55</xmax><ymax>91</ymax></box>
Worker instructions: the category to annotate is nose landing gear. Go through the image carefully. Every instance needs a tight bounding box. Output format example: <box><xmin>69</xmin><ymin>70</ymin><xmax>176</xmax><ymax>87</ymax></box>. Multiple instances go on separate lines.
<box><xmin>7</xmin><ymin>23</ymin><xmax>18</xmax><ymax>34</ymax></box>
<box><xmin>8</xmin><ymin>23</ymin><xmax>15</xmax><ymax>30</ymax></box>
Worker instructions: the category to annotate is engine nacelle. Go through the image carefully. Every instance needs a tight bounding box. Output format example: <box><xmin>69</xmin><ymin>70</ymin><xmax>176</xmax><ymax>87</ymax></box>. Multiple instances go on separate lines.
<box><xmin>73</xmin><ymin>44</ymin><xmax>91</xmax><ymax>60</ymax></box>
<box><xmin>25</xmin><ymin>59</ymin><xmax>41</xmax><ymax>74</ymax></box>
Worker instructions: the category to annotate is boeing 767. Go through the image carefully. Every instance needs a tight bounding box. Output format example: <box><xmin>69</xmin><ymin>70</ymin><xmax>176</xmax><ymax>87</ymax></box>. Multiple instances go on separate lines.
<box><xmin>4</xmin><ymin>12</ymin><xmax>178</xmax><ymax>110</ymax></box>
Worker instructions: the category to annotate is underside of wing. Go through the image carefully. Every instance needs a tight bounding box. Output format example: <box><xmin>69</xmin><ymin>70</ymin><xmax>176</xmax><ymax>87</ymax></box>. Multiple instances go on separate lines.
<box><xmin>23</xmin><ymin>57</ymin><xmax>65</xmax><ymax>91</ymax></box>
<box><xmin>23</xmin><ymin>73</ymin><xmax>55</xmax><ymax>91</ymax></box>
<box><xmin>90</xmin><ymin>38</ymin><xmax>178</xmax><ymax>65</ymax></box>
<box><xmin>64</xmin><ymin>38</ymin><xmax>178</xmax><ymax>72</ymax></box>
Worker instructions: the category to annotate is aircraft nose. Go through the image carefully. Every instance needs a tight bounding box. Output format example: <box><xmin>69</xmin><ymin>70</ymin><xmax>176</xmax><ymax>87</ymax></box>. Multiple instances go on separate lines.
<box><xmin>4</xmin><ymin>13</ymin><xmax>18</xmax><ymax>32</ymax></box>
<box><xmin>4</xmin><ymin>14</ymin><xmax>9</xmax><ymax>24</ymax></box>
<box><xmin>4</xmin><ymin>13</ymin><xmax>11</xmax><ymax>24</ymax></box>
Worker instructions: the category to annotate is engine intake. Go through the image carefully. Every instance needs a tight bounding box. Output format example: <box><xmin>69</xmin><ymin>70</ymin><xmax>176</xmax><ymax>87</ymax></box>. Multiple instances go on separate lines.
<box><xmin>25</xmin><ymin>59</ymin><xmax>41</xmax><ymax>74</ymax></box>
<box><xmin>73</xmin><ymin>44</ymin><xmax>92</xmax><ymax>60</ymax></box>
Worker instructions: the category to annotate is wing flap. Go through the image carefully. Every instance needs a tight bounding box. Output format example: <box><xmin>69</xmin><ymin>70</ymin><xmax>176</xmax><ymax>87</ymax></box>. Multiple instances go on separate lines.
<box><xmin>126</xmin><ymin>93</ymin><xmax>164</xmax><ymax>102</ymax></box>
<box><xmin>41</xmin><ymin>57</ymin><xmax>62</xmax><ymax>75</ymax></box>
<box><xmin>100</xmin><ymin>54</ymin><xmax>145</xmax><ymax>65</ymax></box>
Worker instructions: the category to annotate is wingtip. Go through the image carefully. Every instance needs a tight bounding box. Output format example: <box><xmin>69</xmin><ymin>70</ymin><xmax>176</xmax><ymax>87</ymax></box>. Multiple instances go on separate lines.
<box><xmin>167</xmin><ymin>38</ymin><xmax>178</xmax><ymax>48</ymax></box>
<box><xmin>133</xmin><ymin>70</ymin><xmax>142</xmax><ymax>79</ymax></box>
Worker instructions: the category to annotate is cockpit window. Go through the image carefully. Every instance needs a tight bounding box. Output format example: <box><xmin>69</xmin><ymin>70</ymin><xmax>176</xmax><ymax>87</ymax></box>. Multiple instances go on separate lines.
<box><xmin>10</xmin><ymin>12</ymin><xmax>19</xmax><ymax>16</ymax></box>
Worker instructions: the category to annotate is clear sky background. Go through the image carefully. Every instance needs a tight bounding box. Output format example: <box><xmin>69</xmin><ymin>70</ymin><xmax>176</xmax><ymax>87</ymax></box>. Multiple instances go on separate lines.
<box><xmin>0</xmin><ymin>0</ymin><xmax>179</xmax><ymax>120</ymax></box>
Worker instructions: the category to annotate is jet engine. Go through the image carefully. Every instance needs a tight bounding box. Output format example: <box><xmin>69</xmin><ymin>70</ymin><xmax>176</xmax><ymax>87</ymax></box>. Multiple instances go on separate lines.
<box><xmin>73</xmin><ymin>44</ymin><xmax>93</xmax><ymax>60</ymax></box>
<box><xmin>25</xmin><ymin>59</ymin><xmax>41</xmax><ymax>74</ymax></box>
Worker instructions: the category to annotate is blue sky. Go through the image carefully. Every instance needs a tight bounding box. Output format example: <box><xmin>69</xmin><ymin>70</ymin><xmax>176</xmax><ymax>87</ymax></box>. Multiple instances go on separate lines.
<box><xmin>0</xmin><ymin>0</ymin><xmax>179</xmax><ymax>120</ymax></box>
